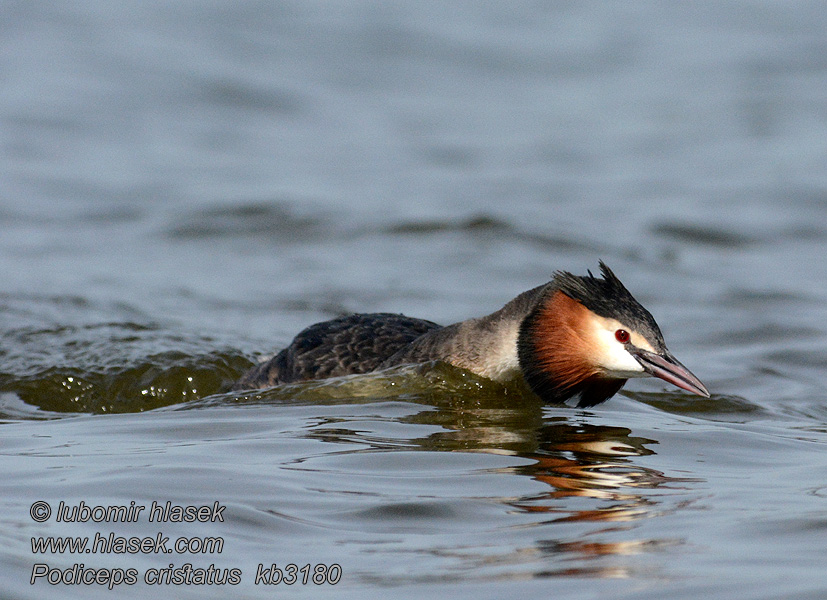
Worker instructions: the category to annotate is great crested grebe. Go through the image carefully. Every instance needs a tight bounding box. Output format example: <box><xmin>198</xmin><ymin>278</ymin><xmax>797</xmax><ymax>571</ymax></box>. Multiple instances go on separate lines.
<box><xmin>234</xmin><ymin>262</ymin><xmax>709</xmax><ymax>407</ymax></box>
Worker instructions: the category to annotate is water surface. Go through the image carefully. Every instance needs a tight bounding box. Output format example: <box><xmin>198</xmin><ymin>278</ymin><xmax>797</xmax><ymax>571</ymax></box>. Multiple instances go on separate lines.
<box><xmin>2</xmin><ymin>2</ymin><xmax>827</xmax><ymax>599</ymax></box>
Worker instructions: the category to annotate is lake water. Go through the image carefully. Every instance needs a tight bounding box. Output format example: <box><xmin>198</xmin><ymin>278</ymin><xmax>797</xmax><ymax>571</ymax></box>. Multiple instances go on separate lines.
<box><xmin>2</xmin><ymin>2</ymin><xmax>827</xmax><ymax>598</ymax></box>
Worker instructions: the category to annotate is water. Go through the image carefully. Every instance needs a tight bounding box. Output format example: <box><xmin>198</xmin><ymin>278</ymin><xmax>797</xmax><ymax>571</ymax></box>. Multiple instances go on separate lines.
<box><xmin>2</xmin><ymin>1</ymin><xmax>827</xmax><ymax>598</ymax></box>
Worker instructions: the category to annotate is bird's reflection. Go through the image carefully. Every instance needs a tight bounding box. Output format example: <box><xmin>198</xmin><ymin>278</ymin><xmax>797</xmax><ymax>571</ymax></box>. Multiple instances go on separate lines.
<box><xmin>242</xmin><ymin>364</ymin><xmax>701</xmax><ymax>576</ymax></box>
<box><xmin>375</xmin><ymin>374</ymin><xmax>698</xmax><ymax>527</ymax></box>
<box><xmin>400</xmin><ymin>377</ymin><xmax>699</xmax><ymax>576</ymax></box>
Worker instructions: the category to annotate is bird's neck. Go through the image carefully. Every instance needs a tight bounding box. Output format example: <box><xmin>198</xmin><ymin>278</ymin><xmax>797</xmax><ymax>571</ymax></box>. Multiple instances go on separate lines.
<box><xmin>430</xmin><ymin>284</ymin><xmax>549</xmax><ymax>381</ymax></box>
<box><xmin>517</xmin><ymin>289</ymin><xmax>626</xmax><ymax>407</ymax></box>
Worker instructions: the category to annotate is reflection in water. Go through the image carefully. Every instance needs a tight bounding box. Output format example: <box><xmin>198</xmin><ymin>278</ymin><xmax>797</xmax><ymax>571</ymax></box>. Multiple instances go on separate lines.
<box><xmin>415</xmin><ymin>391</ymin><xmax>695</xmax><ymax>510</ymax></box>
<box><xmin>230</xmin><ymin>364</ymin><xmax>703</xmax><ymax>581</ymax></box>
<box><xmin>412</xmin><ymin>391</ymin><xmax>699</xmax><ymax>578</ymax></box>
<box><xmin>172</xmin><ymin>363</ymin><xmax>706</xmax><ymax>582</ymax></box>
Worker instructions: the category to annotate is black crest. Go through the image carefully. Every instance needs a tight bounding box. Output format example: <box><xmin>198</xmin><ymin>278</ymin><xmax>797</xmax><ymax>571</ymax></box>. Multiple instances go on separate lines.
<box><xmin>552</xmin><ymin>261</ymin><xmax>666</xmax><ymax>352</ymax></box>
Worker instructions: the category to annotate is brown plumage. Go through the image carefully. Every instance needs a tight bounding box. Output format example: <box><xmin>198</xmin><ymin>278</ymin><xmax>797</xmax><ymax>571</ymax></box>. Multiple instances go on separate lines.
<box><xmin>234</xmin><ymin>262</ymin><xmax>709</xmax><ymax>407</ymax></box>
<box><xmin>518</xmin><ymin>290</ymin><xmax>624</xmax><ymax>407</ymax></box>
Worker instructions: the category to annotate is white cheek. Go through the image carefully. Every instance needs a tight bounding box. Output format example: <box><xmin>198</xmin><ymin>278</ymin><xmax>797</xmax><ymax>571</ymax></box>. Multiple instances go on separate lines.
<box><xmin>593</xmin><ymin>329</ymin><xmax>646</xmax><ymax>378</ymax></box>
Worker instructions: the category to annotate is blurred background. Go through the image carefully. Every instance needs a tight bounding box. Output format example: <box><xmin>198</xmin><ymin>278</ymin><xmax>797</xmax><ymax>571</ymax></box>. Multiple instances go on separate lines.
<box><xmin>3</xmin><ymin>0</ymin><xmax>825</xmax><ymax>335</ymax></box>
<box><xmin>2</xmin><ymin>2</ymin><xmax>827</xmax><ymax>599</ymax></box>
<box><xmin>4</xmin><ymin>1</ymin><xmax>827</xmax><ymax>410</ymax></box>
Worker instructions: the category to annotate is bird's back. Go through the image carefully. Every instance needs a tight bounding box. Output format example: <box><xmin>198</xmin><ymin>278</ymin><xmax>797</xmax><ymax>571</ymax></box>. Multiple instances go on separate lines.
<box><xmin>233</xmin><ymin>313</ymin><xmax>442</xmax><ymax>389</ymax></box>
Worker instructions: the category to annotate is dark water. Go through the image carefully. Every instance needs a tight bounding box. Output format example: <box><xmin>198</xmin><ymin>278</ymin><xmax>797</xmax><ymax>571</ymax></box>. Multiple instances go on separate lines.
<box><xmin>3</xmin><ymin>2</ymin><xmax>827</xmax><ymax>598</ymax></box>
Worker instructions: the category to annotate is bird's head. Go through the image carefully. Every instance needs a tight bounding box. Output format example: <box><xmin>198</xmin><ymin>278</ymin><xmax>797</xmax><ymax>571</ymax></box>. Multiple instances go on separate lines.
<box><xmin>517</xmin><ymin>262</ymin><xmax>709</xmax><ymax>407</ymax></box>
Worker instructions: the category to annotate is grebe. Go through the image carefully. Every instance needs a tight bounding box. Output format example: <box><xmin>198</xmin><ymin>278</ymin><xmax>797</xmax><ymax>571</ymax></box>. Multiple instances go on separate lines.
<box><xmin>234</xmin><ymin>262</ymin><xmax>709</xmax><ymax>407</ymax></box>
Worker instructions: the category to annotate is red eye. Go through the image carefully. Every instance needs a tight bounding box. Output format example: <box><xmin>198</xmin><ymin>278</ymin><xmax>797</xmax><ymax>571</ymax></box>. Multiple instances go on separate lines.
<box><xmin>615</xmin><ymin>329</ymin><xmax>630</xmax><ymax>344</ymax></box>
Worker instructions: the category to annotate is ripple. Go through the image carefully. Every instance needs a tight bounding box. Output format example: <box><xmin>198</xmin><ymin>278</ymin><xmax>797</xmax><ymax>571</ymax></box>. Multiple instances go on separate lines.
<box><xmin>716</xmin><ymin>288</ymin><xmax>813</xmax><ymax>308</ymax></box>
<box><xmin>166</xmin><ymin>201</ymin><xmax>326</xmax><ymax>241</ymax></box>
<box><xmin>195</xmin><ymin>79</ymin><xmax>305</xmax><ymax>115</ymax></box>
<box><xmin>386</xmin><ymin>214</ymin><xmax>510</xmax><ymax>235</ymax></box>
<box><xmin>708</xmin><ymin>323</ymin><xmax>820</xmax><ymax>346</ymax></box>
<box><xmin>651</xmin><ymin>223</ymin><xmax>755</xmax><ymax>248</ymax></box>
<box><xmin>383</xmin><ymin>214</ymin><xmax>599</xmax><ymax>251</ymax></box>
<box><xmin>626</xmin><ymin>391</ymin><xmax>769</xmax><ymax>422</ymax></box>
<box><xmin>0</xmin><ymin>321</ymin><xmax>254</xmax><ymax>414</ymax></box>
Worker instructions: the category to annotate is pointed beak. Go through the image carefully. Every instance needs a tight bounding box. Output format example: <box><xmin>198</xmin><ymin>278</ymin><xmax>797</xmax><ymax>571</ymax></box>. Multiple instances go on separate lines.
<box><xmin>630</xmin><ymin>348</ymin><xmax>710</xmax><ymax>398</ymax></box>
